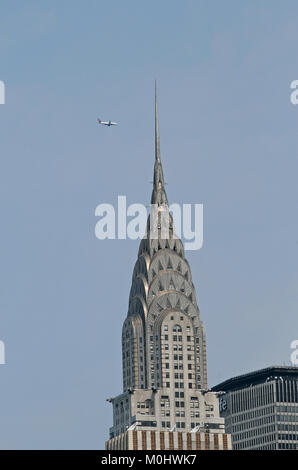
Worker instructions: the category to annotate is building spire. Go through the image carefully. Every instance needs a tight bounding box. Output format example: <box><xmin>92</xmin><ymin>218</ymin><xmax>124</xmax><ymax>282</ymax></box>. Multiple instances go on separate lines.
<box><xmin>151</xmin><ymin>82</ymin><xmax>168</xmax><ymax>206</ymax></box>
<box><xmin>155</xmin><ymin>80</ymin><xmax>160</xmax><ymax>162</ymax></box>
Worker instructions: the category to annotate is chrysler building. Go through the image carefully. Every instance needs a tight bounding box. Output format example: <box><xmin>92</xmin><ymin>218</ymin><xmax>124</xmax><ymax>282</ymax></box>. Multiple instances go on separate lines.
<box><xmin>106</xmin><ymin>85</ymin><xmax>231</xmax><ymax>451</ymax></box>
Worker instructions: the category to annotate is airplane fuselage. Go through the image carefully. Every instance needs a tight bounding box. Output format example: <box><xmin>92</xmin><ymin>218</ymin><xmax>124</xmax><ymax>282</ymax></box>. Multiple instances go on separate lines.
<box><xmin>98</xmin><ymin>119</ymin><xmax>117</xmax><ymax>126</ymax></box>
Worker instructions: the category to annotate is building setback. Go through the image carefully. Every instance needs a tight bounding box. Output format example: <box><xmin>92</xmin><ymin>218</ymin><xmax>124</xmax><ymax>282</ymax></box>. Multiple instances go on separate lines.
<box><xmin>212</xmin><ymin>366</ymin><xmax>298</xmax><ymax>450</ymax></box>
<box><xmin>105</xmin><ymin>85</ymin><xmax>231</xmax><ymax>450</ymax></box>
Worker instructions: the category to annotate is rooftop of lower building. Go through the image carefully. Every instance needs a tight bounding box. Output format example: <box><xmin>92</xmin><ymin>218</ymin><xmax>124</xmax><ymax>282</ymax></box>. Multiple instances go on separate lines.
<box><xmin>212</xmin><ymin>365</ymin><xmax>298</xmax><ymax>392</ymax></box>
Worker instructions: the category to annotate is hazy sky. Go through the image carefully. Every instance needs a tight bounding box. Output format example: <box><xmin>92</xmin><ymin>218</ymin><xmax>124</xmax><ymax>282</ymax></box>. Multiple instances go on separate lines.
<box><xmin>0</xmin><ymin>0</ymin><xmax>298</xmax><ymax>449</ymax></box>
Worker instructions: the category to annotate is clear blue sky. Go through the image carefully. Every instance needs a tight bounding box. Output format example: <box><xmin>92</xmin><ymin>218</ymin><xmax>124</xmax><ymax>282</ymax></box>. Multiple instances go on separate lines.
<box><xmin>0</xmin><ymin>0</ymin><xmax>298</xmax><ymax>449</ymax></box>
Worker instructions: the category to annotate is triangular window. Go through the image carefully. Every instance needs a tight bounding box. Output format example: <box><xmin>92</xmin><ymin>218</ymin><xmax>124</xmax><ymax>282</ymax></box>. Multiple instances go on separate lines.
<box><xmin>169</xmin><ymin>277</ymin><xmax>175</xmax><ymax>290</ymax></box>
<box><xmin>167</xmin><ymin>258</ymin><xmax>173</xmax><ymax>269</ymax></box>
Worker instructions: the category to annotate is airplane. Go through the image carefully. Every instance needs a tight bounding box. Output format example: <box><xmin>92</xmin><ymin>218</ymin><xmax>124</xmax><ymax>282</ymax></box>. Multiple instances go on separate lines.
<box><xmin>97</xmin><ymin>118</ymin><xmax>117</xmax><ymax>127</ymax></box>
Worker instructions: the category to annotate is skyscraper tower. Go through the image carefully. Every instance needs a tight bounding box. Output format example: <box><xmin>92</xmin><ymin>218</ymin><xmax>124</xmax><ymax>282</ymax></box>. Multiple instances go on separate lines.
<box><xmin>106</xmin><ymin>85</ymin><xmax>231</xmax><ymax>451</ymax></box>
